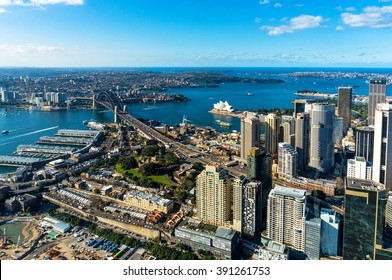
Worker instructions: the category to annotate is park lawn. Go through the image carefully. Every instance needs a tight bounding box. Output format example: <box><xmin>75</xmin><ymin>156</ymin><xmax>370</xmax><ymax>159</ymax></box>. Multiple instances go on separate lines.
<box><xmin>115</xmin><ymin>164</ymin><xmax>175</xmax><ymax>186</ymax></box>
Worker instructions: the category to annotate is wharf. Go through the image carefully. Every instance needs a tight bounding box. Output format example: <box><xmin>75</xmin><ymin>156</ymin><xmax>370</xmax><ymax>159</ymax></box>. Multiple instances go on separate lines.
<box><xmin>36</xmin><ymin>136</ymin><xmax>91</xmax><ymax>146</ymax></box>
<box><xmin>208</xmin><ymin>109</ymin><xmax>244</xmax><ymax>118</ymax></box>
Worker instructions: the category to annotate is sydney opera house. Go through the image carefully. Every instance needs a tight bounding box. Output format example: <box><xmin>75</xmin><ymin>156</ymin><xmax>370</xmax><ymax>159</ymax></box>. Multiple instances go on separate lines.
<box><xmin>213</xmin><ymin>101</ymin><xmax>234</xmax><ymax>112</ymax></box>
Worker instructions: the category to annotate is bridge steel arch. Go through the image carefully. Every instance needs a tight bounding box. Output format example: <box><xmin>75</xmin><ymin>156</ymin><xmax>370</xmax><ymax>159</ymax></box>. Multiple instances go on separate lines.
<box><xmin>94</xmin><ymin>91</ymin><xmax>124</xmax><ymax>112</ymax></box>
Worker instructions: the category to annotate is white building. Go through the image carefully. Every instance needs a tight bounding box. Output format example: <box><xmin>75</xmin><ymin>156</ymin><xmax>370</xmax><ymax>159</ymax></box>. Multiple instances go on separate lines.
<box><xmin>278</xmin><ymin>143</ymin><xmax>298</xmax><ymax>179</ymax></box>
<box><xmin>373</xmin><ymin>103</ymin><xmax>392</xmax><ymax>191</ymax></box>
<box><xmin>213</xmin><ymin>101</ymin><xmax>234</xmax><ymax>112</ymax></box>
<box><xmin>267</xmin><ymin>186</ymin><xmax>306</xmax><ymax>252</ymax></box>
<box><xmin>347</xmin><ymin>156</ymin><xmax>373</xmax><ymax>180</ymax></box>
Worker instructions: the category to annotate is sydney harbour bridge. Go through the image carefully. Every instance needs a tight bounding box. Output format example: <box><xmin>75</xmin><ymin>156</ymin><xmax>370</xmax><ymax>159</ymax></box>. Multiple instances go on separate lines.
<box><xmin>71</xmin><ymin>91</ymin><xmax>246</xmax><ymax>177</ymax></box>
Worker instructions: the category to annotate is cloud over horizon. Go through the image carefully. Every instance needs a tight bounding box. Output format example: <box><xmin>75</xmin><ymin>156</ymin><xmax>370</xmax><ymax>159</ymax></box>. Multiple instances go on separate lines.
<box><xmin>0</xmin><ymin>0</ymin><xmax>84</xmax><ymax>6</ymax></box>
<box><xmin>342</xmin><ymin>5</ymin><xmax>392</xmax><ymax>28</ymax></box>
<box><xmin>261</xmin><ymin>14</ymin><xmax>325</xmax><ymax>35</ymax></box>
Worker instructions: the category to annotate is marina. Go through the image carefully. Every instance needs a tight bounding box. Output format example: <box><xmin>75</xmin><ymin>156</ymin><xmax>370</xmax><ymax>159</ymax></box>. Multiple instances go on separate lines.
<box><xmin>0</xmin><ymin>128</ymin><xmax>103</xmax><ymax>169</ymax></box>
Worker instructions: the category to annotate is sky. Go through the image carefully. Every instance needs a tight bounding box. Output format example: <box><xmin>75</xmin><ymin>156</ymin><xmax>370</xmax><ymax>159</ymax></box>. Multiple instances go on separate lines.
<box><xmin>0</xmin><ymin>0</ymin><xmax>392</xmax><ymax>67</ymax></box>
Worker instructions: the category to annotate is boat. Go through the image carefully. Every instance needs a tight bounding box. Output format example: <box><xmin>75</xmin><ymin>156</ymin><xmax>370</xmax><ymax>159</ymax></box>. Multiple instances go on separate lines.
<box><xmin>247</xmin><ymin>92</ymin><xmax>253</xmax><ymax>96</ymax></box>
<box><xmin>2</xmin><ymin>130</ymin><xmax>9</xmax><ymax>134</ymax></box>
<box><xmin>220</xmin><ymin>121</ymin><xmax>232</xmax><ymax>127</ymax></box>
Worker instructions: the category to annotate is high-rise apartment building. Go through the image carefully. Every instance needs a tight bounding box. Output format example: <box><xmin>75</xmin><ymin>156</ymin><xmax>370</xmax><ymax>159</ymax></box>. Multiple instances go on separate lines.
<box><xmin>343</xmin><ymin>178</ymin><xmax>389</xmax><ymax>260</ymax></box>
<box><xmin>309</xmin><ymin>104</ymin><xmax>335</xmax><ymax>173</ymax></box>
<box><xmin>281</xmin><ymin>117</ymin><xmax>295</xmax><ymax>147</ymax></box>
<box><xmin>247</xmin><ymin>147</ymin><xmax>272</xmax><ymax>228</ymax></box>
<box><xmin>278</xmin><ymin>142</ymin><xmax>298</xmax><ymax>179</ymax></box>
<box><xmin>373</xmin><ymin>103</ymin><xmax>392</xmax><ymax>191</ymax></box>
<box><xmin>347</xmin><ymin>156</ymin><xmax>373</xmax><ymax>180</ymax></box>
<box><xmin>233</xmin><ymin>178</ymin><xmax>262</xmax><ymax>239</ymax></box>
<box><xmin>241</xmin><ymin>111</ymin><xmax>261</xmax><ymax>160</ymax></box>
<box><xmin>267</xmin><ymin>186</ymin><xmax>306</xmax><ymax>252</ymax></box>
<box><xmin>337</xmin><ymin>86</ymin><xmax>352</xmax><ymax>134</ymax></box>
<box><xmin>368</xmin><ymin>80</ymin><xmax>387</xmax><ymax>126</ymax></box>
<box><xmin>265</xmin><ymin>113</ymin><xmax>281</xmax><ymax>156</ymax></box>
<box><xmin>356</xmin><ymin>126</ymin><xmax>374</xmax><ymax>162</ymax></box>
<box><xmin>196</xmin><ymin>165</ymin><xmax>231</xmax><ymax>226</ymax></box>
<box><xmin>295</xmin><ymin>112</ymin><xmax>310</xmax><ymax>172</ymax></box>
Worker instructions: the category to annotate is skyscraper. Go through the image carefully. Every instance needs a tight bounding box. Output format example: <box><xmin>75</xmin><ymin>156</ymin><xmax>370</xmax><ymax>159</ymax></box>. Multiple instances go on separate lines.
<box><xmin>356</xmin><ymin>126</ymin><xmax>374</xmax><ymax>162</ymax></box>
<box><xmin>267</xmin><ymin>186</ymin><xmax>306</xmax><ymax>252</ymax></box>
<box><xmin>309</xmin><ymin>104</ymin><xmax>335</xmax><ymax>173</ymax></box>
<box><xmin>241</xmin><ymin>111</ymin><xmax>261</xmax><ymax>160</ymax></box>
<box><xmin>278</xmin><ymin>142</ymin><xmax>298</xmax><ymax>179</ymax></box>
<box><xmin>373</xmin><ymin>103</ymin><xmax>392</xmax><ymax>191</ymax></box>
<box><xmin>320</xmin><ymin>209</ymin><xmax>339</xmax><ymax>257</ymax></box>
<box><xmin>247</xmin><ymin>147</ymin><xmax>272</xmax><ymax>229</ymax></box>
<box><xmin>305</xmin><ymin>218</ymin><xmax>321</xmax><ymax>260</ymax></box>
<box><xmin>295</xmin><ymin>112</ymin><xmax>310</xmax><ymax>172</ymax></box>
<box><xmin>265</xmin><ymin>113</ymin><xmax>281</xmax><ymax>156</ymax></box>
<box><xmin>343</xmin><ymin>178</ymin><xmax>388</xmax><ymax>260</ymax></box>
<box><xmin>337</xmin><ymin>86</ymin><xmax>352</xmax><ymax>134</ymax></box>
<box><xmin>233</xmin><ymin>178</ymin><xmax>263</xmax><ymax>239</ymax></box>
<box><xmin>368</xmin><ymin>80</ymin><xmax>387</xmax><ymax>126</ymax></box>
<box><xmin>196</xmin><ymin>165</ymin><xmax>231</xmax><ymax>226</ymax></box>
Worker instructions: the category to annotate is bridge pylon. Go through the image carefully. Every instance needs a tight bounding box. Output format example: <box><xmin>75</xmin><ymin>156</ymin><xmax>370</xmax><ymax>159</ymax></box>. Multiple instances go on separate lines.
<box><xmin>114</xmin><ymin>105</ymin><xmax>118</xmax><ymax>123</ymax></box>
<box><xmin>92</xmin><ymin>94</ymin><xmax>97</xmax><ymax>110</ymax></box>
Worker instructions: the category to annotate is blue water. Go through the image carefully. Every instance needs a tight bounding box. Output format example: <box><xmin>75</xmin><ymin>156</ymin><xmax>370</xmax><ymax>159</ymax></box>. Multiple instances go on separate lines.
<box><xmin>0</xmin><ymin>67</ymin><xmax>391</xmax><ymax>173</ymax></box>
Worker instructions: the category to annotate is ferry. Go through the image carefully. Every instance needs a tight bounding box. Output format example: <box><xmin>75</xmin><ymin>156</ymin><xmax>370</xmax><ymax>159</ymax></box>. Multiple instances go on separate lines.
<box><xmin>216</xmin><ymin>120</ymin><xmax>232</xmax><ymax>127</ymax></box>
<box><xmin>2</xmin><ymin>130</ymin><xmax>9</xmax><ymax>134</ymax></box>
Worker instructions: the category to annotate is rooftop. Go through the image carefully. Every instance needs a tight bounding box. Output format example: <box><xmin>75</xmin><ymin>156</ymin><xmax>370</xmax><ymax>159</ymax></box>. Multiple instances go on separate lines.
<box><xmin>215</xmin><ymin>226</ymin><xmax>238</xmax><ymax>240</ymax></box>
<box><xmin>273</xmin><ymin>185</ymin><xmax>306</xmax><ymax>200</ymax></box>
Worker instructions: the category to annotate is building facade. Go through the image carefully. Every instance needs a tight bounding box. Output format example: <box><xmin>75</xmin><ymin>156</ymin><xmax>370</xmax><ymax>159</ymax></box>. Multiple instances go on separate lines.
<box><xmin>343</xmin><ymin>178</ymin><xmax>388</xmax><ymax>260</ymax></box>
<box><xmin>267</xmin><ymin>186</ymin><xmax>306</xmax><ymax>252</ymax></box>
<box><xmin>196</xmin><ymin>165</ymin><xmax>231</xmax><ymax>226</ymax></box>
<box><xmin>265</xmin><ymin>113</ymin><xmax>281</xmax><ymax>156</ymax></box>
<box><xmin>305</xmin><ymin>218</ymin><xmax>321</xmax><ymax>260</ymax></box>
<box><xmin>240</xmin><ymin>111</ymin><xmax>261</xmax><ymax>160</ymax></box>
<box><xmin>373</xmin><ymin>103</ymin><xmax>392</xmax><ymax>191</ymax></box>
<box><xmin>356</xmin><ymin>126</ymin><xmax>374</xmax><ymax>163</ymax></box>
<box><xmin>247</xmin><ymin>147</ymin><xmax>272</xmax><ymax>228</ymax></box>
<box><xmin>233</xmin><ymin>178</ymin><xmax>262</xmax><ymax>239</ymax></box>
<box><xmin>278</xmin><ymin>142</ymin><xmax>298</xmax><ymax>179</ymax></box>
<box><xmin>368</xmin><ymin>79</ymin><xmax>387</xmax><ymax>126</ymax></box>
<box><xmin>295</xmin><ymin>112</ymin><xmax>310</xmax><ymax>172</ymax></box>
<box><xmin>347</xmin><ymin>156</ymin><xmax>373</xmax><ymax>180</ymax></box>
<box><xmin>124</xmin><ymin>190</ymin><xmax>173</xmax><ymax>214</ymax></box>
<box><xmin>309</xmin><ymin>104</ymin><xmax>335</xmax><ymax>173</ymax></box>
<box><xmin>320</xmin><ymin>209</ymin><xmax>339</xmax><ymax>257</ymax></box>
<box><xmin>337</xmin><ymin>86</ymin><xmax>352</xmax><ymax>134</ymax></box>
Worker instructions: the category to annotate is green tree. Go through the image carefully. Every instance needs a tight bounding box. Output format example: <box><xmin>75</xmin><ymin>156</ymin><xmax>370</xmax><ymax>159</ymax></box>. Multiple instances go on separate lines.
<box><xmin>119</xmin><ymin>156</ymin><xmax>137</xmax><ymax>170</ymax></box>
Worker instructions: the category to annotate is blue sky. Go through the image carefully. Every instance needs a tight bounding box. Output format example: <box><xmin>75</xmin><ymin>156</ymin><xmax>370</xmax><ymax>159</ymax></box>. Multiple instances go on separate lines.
<box><xmin>0</xmin><ymin>0</ymin><xmax>392</xmax><ymax>67</ymax></box>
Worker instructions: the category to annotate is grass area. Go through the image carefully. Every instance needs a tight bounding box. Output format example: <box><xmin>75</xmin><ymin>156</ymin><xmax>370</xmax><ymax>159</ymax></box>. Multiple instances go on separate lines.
<box><xmin>115</xmin><ymin>164</ymin><xmax>174</xmax><ymax>186</ymax></box>
<box><xmin>148</xmin><ymin>175</ymin><xmax>172</xmax><ymax>185</ymax></box>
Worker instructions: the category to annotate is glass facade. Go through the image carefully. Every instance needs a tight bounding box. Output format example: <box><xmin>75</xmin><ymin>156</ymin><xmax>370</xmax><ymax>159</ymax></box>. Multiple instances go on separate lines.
<box><xmin>343</xmin><ymin>179</ymin><xmax>388</xmax><ymax>260</ymax></box>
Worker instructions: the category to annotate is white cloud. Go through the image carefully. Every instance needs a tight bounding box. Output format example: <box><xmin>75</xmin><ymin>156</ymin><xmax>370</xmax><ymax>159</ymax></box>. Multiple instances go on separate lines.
<box><xmin>261</xmin><ymin>14</ymin><xmax>324</xmax><ymax>35</ymax></box>
<box><xmin>379</xmin><ymin>0</ymin><xmax>392</xmax><ymax>2</ymax></box>
<box><xmin>255</xmin><ymin>17</ymin><xmax>262</xmax><ymax>23</ymax></box>
<box><xmin>274</xmin><ymin>3</ymin><xmax>282</xmax><ymax>8</ymax></box>
<box><xmin>0</xmin><ymin>43</ymin><xmax>66</xmax><ymax>53</ymax></box>
<box><xmin>345</xmin><ymin>7</ymin><xmax>356</xmax><ymax>12</ymax></box>
<box><xmin>259</xmin><ymin>0</ymin><xmax>269</xmax><ymax>4</ymax></box>
<box><xmin>0</xmin><ymin>7</ymin><xmax>7</xmax><ymax>12</ymax></box>
<box><xmin>336</xmin><ymin>25</ymin><xmax>344</xmax><ymax>30</ymax></box>
<box><xmin>295</xmin><ymin>4</ymin><xmax>304</xmax><ymax>8</ymax></box>
<box><xmin>342</xmin><ymin>5</ymin><xmax>392</xmax><ymax>28</ymax></box>
<box><xmin>0</xmin><ymin>0</ymin><xmax>84</xmax><ymax>6</ymax></box>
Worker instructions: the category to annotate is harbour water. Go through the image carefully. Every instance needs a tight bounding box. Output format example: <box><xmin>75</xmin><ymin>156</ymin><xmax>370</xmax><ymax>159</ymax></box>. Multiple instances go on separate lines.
<box><xmin>0</xmin><ymin>67</ymin><xmax>391</xmax><ymax>174</ymax></box>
